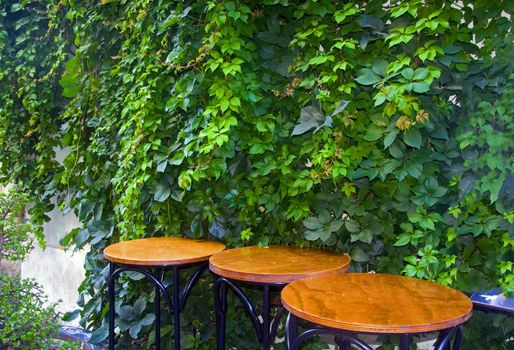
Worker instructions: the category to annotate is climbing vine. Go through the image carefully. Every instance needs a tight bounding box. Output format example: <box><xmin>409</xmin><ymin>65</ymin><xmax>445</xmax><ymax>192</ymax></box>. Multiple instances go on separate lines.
<box><xmin>1</xmin><ymin>0</ymin><xmax>513</xmax><ymax>349</ymax></box>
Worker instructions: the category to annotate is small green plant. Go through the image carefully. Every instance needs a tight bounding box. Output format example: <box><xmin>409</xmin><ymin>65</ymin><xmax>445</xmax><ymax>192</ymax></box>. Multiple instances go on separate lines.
<box><xmin>0</xmin><ymin>186</ymin><xmax>33</xmax><ymax>264</ymax></box>
<box><xmin>0</xmin><ymin>186</ymin><xmax>79</xmax><ymax>349</ymax></box>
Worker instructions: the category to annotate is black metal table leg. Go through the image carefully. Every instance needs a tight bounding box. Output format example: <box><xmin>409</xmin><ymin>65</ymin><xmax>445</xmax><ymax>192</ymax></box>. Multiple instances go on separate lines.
<box><xmin>108</xmin><ymin>262</ymin><xmax>115</xmax><ymax>350</ymax></box>
<box><xmin>262</xmin><ymin>285</ymin><xmax>271</xmax><ymax>350</ymax></box>
<box><xmin>400</xmin><ymin>334</ymin><xmax>411</xmax><ymax>350</ymax></box>
<box><xmin>155</xmin><ymin>268</ymin><xmax>161</xmax><ymax>350</ymax></box>
<box><xmin>215</xmin><ymin>276</ymin><xmax>228</xmax><ymax>350</ymax></box>
<box><xmin>107</xmin><ymin>262</ymin><xmax>208</xmax><ymax>350</ymax></box>
<box><xmin>334</xmin><ymin>336</ymin><xmax>351</xmax><ymax>350</ymax></box>
<box><xmin>173</xmin><ymin>266</ymin><xmax>181</xmax><ymax>350</ymax></box>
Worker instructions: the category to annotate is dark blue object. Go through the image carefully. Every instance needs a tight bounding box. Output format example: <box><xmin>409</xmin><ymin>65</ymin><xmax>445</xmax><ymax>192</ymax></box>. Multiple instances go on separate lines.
<box><xmin>471</xmin><ymin>289</ymin><xmax>514</xmax><ymax>315</ymax></box>
<box><xmin>58</xmin><ymin>326</ymin><xmax>106</xmax><ymax>349</ymax></box>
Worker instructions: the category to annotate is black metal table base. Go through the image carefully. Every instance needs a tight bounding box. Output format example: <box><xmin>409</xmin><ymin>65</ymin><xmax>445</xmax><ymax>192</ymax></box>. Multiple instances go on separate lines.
<box><xmin>286</xmin><ymin>313</ymin><xmax>464</xmax><ymax>350</ymax></box>
<box><xmin>214</xmin><ymin>276</ymin><xmax>287</xmax><ymax>350</ymax></box>
<box><xmin>108</xmin><ymin>262</ymin><xmax>208</xmax><ymax>350</ymax></box>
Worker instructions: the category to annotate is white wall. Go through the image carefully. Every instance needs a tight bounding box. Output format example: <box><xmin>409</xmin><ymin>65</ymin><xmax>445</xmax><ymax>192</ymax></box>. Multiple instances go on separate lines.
<box><xmin>20</xmin><ymin>147</ymin><xmax>87</xmax><ymax>325</ymax></box>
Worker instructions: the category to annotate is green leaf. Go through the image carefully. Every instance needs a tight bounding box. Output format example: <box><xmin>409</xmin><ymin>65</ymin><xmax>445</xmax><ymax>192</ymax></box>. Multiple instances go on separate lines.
<box><xmin>303</xmin><ymin>217</ymin><xmax>323</xmax><ymax>230</ymax></box>
<box><xmin>133</xmin><ymin>298</ymin><xmax>147</xmax><ymax>316</ymax></box>
<box><xmin>356</xmin><ymin>68</ymin><xmax>381</xmax><ymax>85</ymax></box>
<box><xmin>412</xmin><ymin>81</ymin><xmax>430</xmax><ymax>93</ymax></box>
<box><xmin>384</xmin><ymin>129</ymin><xmax>399</xmax><ymax>148</ymax></box>
<box><xmin>319</xmin><ymin>229</ymin><xmax>332</xmax><ymax>241</ymax></box>
<box><xmin>489</xmin><ymin>174</ymin><xmax>505</xmax><ymax>203</ymax></box>
<box><xmin>291</xmin><ymin>121</ymin><xmax>317</xmax><ymax>136</ymax></box>
<box><xmin>403</xmin><ymin>128</ymin><xmax>422</xmax><ymax>149</ymax></box>
<box><xmin>89</xmin><ymin>327</ymin><xmax>108</xmax><ymax>344</ymax></box>
<box><xmin>363</xmin><ymin>125</ymin><xmax>384</xmax><ymax>141</ymax></box>
<box><xmin>371</xmin><ymin>60</ymin><xmax>388</xmax><ymax>77</ymax></box>
<box><xmin>156</xmin><ymin>160</ymin><xmax>167</xmax><ymax>172</ymax></box>
<box><xmin>329</xmin><ymin>220</ymin><xmax>344</xmax><ymax>232</ymax></box>
<box><xmin>118</xmin><ymin>305</ymin><xmax>135</xmax><ymax>321</ymax></box>
<box><xmin>330</xmin><ymin>100</ymin><xmax>349</xmax><ymax>117</ymax></box>
<box><xmin>154</xmin><ymin>182</ymin><xmax>170</xmax><ymax>202</ymax></box>
<box><xmin>140</xmin><ymin>313</ymin><xmax>156</xmax><ymax>326</ymax></box>
<box><xmin>401</xmin><ymin>67</ymin><xmax>414</xmax><ymax>80</ymax></box>
<box><xmin>352</xmin><ymin>229</ymin><xmax>373</xmax><ymax>244</ymax></box>
<box><xmin>394</xmin><ymin>234</ymin><xmax>411</xmax><ymax>246</ymax></box>
<box><xmin>305</xmin><ymin>230</ymin><xmax>320</xmax><ymax>241</ymax></box>
<box><xmin>345</xmin><ymin>219</ymin><xmax>360</xmax><ymax>232</ymax></box>
<box><xmin>129</xmin><ymin>323</ymin><xmax>142</xmax><ymax>339</ymax></box>
<box><xmin>351</xmin><ymin>248</ymin><xmax>369</xmax><ymax>263</ymax></box>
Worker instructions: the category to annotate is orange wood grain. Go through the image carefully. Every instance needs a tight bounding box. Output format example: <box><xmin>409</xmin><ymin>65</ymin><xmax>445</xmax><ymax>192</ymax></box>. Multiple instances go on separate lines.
<box><xmin>104</xmin><ymin>237</ymin><xmax>226</xmax><ymax>266</ymax></box>
<box><xmin>209</xmin><ymin>246</ymin><xmax>351</xmax><ymax>284</ymax></box>
<box><xmin>281</xmin><ymin>273</ymin><xmax>472</xmax><ymax>334</ymax></box>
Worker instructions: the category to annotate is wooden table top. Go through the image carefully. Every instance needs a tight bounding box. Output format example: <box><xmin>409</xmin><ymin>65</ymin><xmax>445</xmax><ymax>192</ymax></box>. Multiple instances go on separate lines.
<box><xmin>281</xmin><ymin>273</ymin><xmax>472</xmax><ymax>334</ymax></box>
<box><xmin>209</xmin><ymin>246</ymin><xmax>351</xmax><ymax>284</ymax></box>
<box><xmin>103</xmin><ymin>237</ymin><xmax>226</xmax><ymax>266</ymax></box>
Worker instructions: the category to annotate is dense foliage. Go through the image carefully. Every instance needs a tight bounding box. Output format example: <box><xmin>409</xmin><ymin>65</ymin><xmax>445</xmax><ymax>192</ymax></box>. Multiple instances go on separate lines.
<box><xmin>0</xmin><ymin>186</ymin><xmax>33</xmax><ymax>262</ymax></box>
<box><xmin>1</xmin><ymin>0</ymin><xmax>513</xmax><ymax>349</ymax></box>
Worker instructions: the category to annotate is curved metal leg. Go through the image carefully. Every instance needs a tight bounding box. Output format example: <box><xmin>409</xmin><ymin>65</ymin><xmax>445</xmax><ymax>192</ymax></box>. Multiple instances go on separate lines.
<box><xmin>107</xmin><ymin>262</ymin><xmax>208</xmax><ymax>350</ymax></box>
<box><xmin>435</xmin><ymin>326</ymin><xmax>464</xmax><ymax>350</ymax></box>
<box><xmin>179</xmin><ymin>263</ymin><xmax>208</xmax><ymax>312</ymax></box>
<box><xmin>214</xmin><ymin>276</ymin><xmax>281</xmax><ymax>349</ymax></box>
<box><xmin>155</xmin><ymin>268</ymin><xmax>161</xmax><ymax>350</ymax></box>
<box><xmin>285</xmin><ymin>313</ymin><xmax>373</xmax><ymax>350</ymax></box>
<box><xmin>285</xmin><ymin>313</ymin><xmax>298</xmax><ymax>350</ymax></box>
<box><xmin>215</xmin><ymin>277</ymin><xmax>264</xmax><ymax>343</ymax></box>
<box><xmin>270</xmin><ymin>306</ymin><xmax>286</xmax><ymax>342</ymax></box>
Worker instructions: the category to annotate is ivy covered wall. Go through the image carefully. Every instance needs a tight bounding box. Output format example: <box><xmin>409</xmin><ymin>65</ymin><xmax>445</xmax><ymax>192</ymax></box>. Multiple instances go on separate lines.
<box><xmin>1</xmin><ymin>0</ymin><xmax>513</xmax><ymax>349</ymax></box>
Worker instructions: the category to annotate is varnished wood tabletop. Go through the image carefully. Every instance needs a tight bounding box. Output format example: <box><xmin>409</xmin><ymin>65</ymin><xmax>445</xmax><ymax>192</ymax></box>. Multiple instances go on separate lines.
<box><xmin>104</xmin><ymin>237</ymin><xmax>226</xmax><ymax>266</ymax></box>
<box><xmin>209</xmin><ymin>246</ymin><xmax>351</xmax><ymax>284</ymax></box>
<box><xmin>281</xmin><ymin>273</ymin><xmax>472</xmax><ymax>334</ymax></box>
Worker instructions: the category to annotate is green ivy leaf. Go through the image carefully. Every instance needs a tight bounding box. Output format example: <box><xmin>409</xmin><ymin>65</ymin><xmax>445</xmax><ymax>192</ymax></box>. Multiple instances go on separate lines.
<box><xmin>403</xmin><ymin>128</ymin><xmax>422</xmax><ymax>149</ymax></box>
<box><xmin>129</xmin><ymin>323</ymin><xmax>142</xmax><ymax>339</ymax></box>
<box><xmin>154</xmin><ymin>182</ymin><xmax>170</xmax><ymax>202</ymax></box>
<box><xmin>303</xmin><ymin>217</ymin><xmax>323</xmax><ymax>230</ymax></box>
<box><xmin>363</xmin><ymin>125</ymin><xmax>385</xmax><ymax>141</ymax></box>
<box><xmin>345</xmin><ymin>219</ymin><xmax>360</xmax><ymax>232</ymax></box>
<box><xmin>355</xmin><ymin>68</ymin><xmax>381</xmax><ymax>85</ymax></box>
<box><xmin>384</xmin><ymin>129</ymin><xmax>399</xmax><ymax>149</ymax></box>
<box><xmin>394</xmin><ymin>234</ymin><xmax>411</xmax><ymax>247</ymax></box>
<box><xmin>351</xmin><ymin>248</ymin><xmax>369</xmax><ymax>263</ymax></box>
<box><xmin>89</xmin><ymin>327</ymin><xmax>108</xmax><ymax>344</ymax></box>
<box><xmin>304</xmin><ymin>230</ymin><xmax>320</xmax><ymax>241</ymax></box>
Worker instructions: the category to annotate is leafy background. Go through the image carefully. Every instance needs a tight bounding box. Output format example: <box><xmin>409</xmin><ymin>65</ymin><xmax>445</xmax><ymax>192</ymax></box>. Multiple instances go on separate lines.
<box><xmin>0</xmin><ymin>0</ymin><xmax>513</xmax><ymax>349</ymax></box>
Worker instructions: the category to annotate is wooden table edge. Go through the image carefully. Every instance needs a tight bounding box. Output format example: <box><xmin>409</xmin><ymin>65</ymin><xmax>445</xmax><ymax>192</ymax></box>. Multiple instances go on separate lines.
<box><xmin>209</xmin><ymin>261</ymin><xmax>350</xmax><ymax>285</ymax></box>
<box><xmin>103</xmin><ymin>252</ymin><xmax>223</xmax><ymax>267</ymax></box>
<box><xmin>281</xmin><ymin>297</ymin><xmax>473</xmax><ymax>334</ymax></box>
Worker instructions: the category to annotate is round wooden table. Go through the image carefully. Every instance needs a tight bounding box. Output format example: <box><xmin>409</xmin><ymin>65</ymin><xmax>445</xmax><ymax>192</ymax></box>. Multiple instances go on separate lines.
<box><xmin>209</xmin><ymin>246</ymin><xmax>351</xmax><ymax>350</ymax></box>
<box><xmin>281</xmin><ymin>273</ymin><xmax>473</xmax><ymax>350</ymax></box>
<box><xmin>104</xmin><ymin>237</ymin><xmax>225</xmax><ymax>350</ymax></box>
